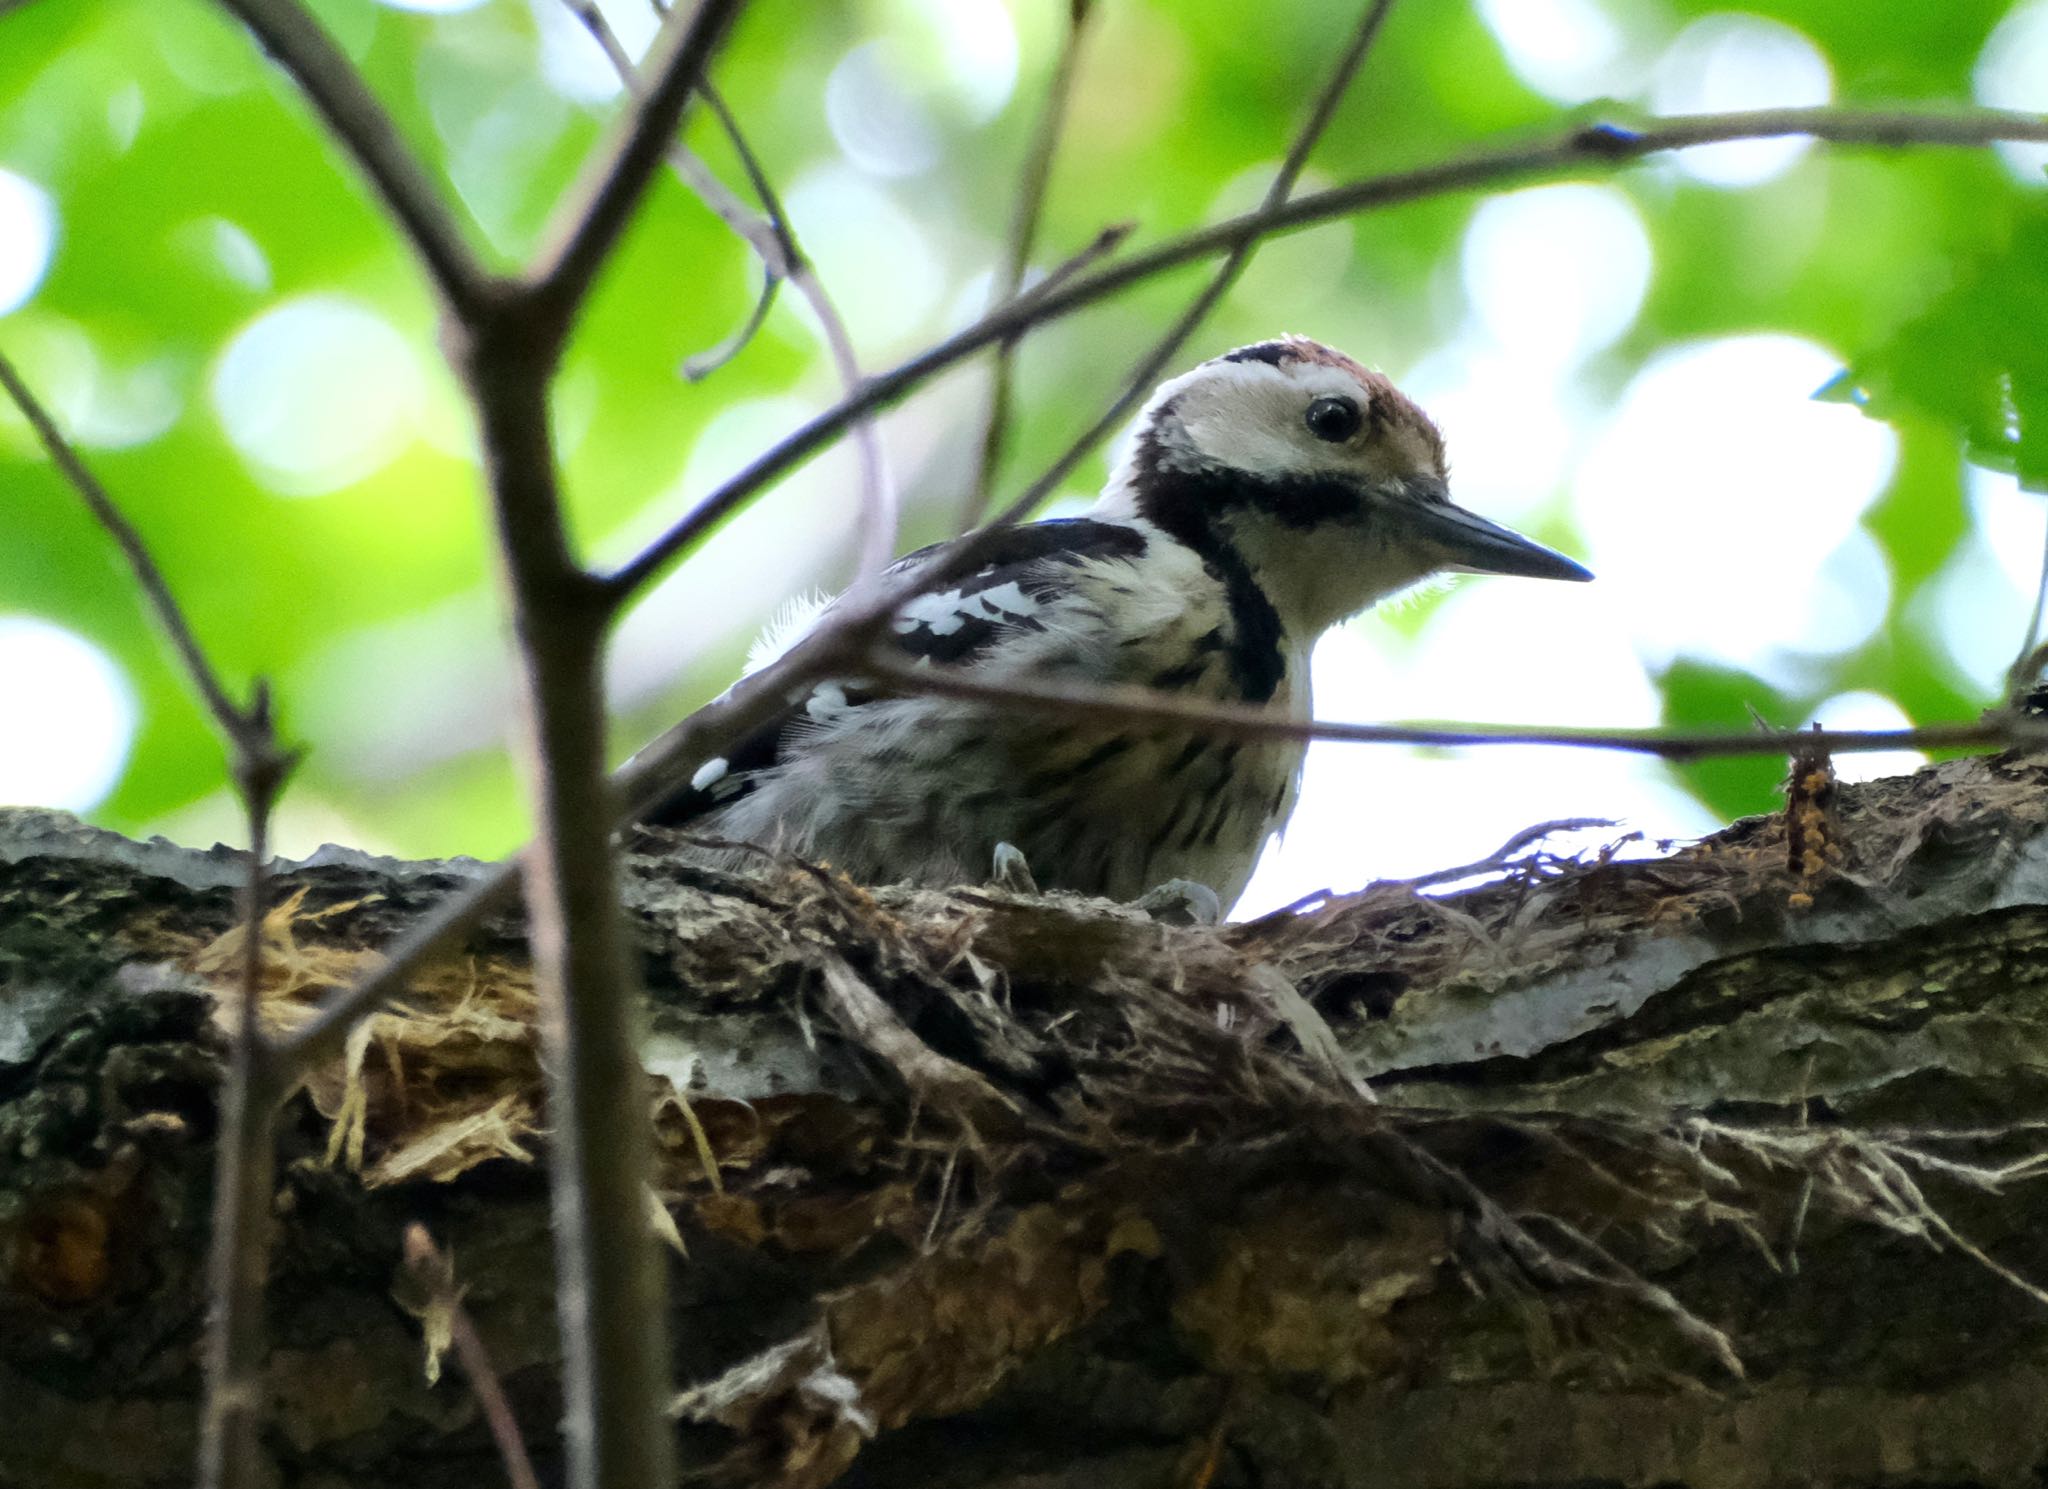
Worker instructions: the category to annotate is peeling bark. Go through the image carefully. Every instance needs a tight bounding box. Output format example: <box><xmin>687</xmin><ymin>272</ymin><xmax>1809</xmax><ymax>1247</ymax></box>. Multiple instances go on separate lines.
<box><xmin>3</xmin><ymin>752</ymin><xmax>2046</xmax><ymax>1489</ymax></box>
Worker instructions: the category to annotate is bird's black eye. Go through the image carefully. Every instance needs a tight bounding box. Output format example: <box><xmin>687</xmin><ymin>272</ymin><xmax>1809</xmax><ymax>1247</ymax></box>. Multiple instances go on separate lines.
<box><xmin>1305</xmin><ymin>395</ymin><xmax>1363</xmax><ymax>443</ymax></box>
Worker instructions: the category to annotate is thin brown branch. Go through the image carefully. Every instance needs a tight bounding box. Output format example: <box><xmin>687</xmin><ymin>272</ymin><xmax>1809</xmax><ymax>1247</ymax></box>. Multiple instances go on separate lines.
<box><xmin>403</xmin><ymin>1226</ymin><xmax>544</xmax><ymax>1489</ymax></box>
<box><xmin>555</xmin><ymin>0</ymin><xmax>893</xmax><ymax>573</ymax></box>
<box><xmin>680</xmin><ymin>265</ymin><xmax>780</xmax><ymax>378</ymax></box>
<box><xmin>969</xmin><ymin>0</ymin><xmax>1400</xmax><ymax>539</ymax></box>
<box><xmin>858</xmin><ymin>651</ymin><xmax>2036</xmax><ymax>762</ymax></box>
<box><xmin>960</xmin><ymin>0</ymin><xmax>1098</xmax><ymax>530</ymax></box>
<box><xmin>198</xmin><ymin>726</ymin><xmax>287</xmax><ymax>1489</ymax></box>
<box><xmin>0</xmin><ymin>350</ymin><xmax>299</xmax><ymax>1489</ymax></box>
<box><xmin>449</xmin><ymin>305</ymin><xmax>672</xmax><ymax>1489</ymax></box>
<box><xmin>211</xmin><ymin>0</ymin><xmax>485</xmax><ymax>315</ymax></box>
<box><xmin>697</xmin><ymin>83</ymin><xmax>795</xmax><ymax>265</ymax></box>
<box><xmin>604</xmin><ymin>103</ymin><xmax>2048</xmax><ymax>602</ymax></box>
<box><xmin>558</xmin><ymin>1</ymin><xmax>785</xmax><ymax>276</ymax></box>
<box><xmin>528</xmin><ymin>0</ymin><xmax>745</xmax><ymax>337</ymax></box>
<box><xmin>0</xmin><ymin>351</ymin><xmax>270</xmax><ymax>757</ymax></box>
<box><xmin>1024</xmin><ymin>219</ymin><xmax>1137</xmax><ymax>303</ymax></box>
<box><xmin>2009</xmin><ymin>503</ymin><xmax>2048</xmax><ymax>700</ymax></box>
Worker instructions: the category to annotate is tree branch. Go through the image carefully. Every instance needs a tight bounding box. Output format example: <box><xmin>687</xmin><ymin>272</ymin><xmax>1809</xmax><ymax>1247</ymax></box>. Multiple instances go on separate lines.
<box><xmin>960</xmin><ymin>0</ymin><xmax>1098</xmax><ymax>531</ymax></box>
<box><xmin>2009</xmin><ymin>500</ymin><xmax>2048</xmax><ymax>700</ymax></box>
<box><xmin>857</xmin><ymin>651</ymin><xmax>2040</xmax><ymax>762</ymax></box>
<box><xmin>0</xmin><ymin>349</ymin><xmax>296</xmax><ymax>1489</ymax></box>
<box><xmin>402</xmin><ymin>1226</ymin><xmax>543</xmax><ymax>1489</ymax></box>
<box><xmin>528</xmin><ymin>0</ymin><xmax>745</xmax><ymax>339</ymax></box>
<box><xmin>211</xmin><ymin>0</ymin><xmax>486</xmax><ymax>315</ymax></box>
<box><xmin>604</xmin><ymin>103</ymin><xmax>2048</xmax><ymax>602</ymax></box>
<box><xmin>0</xmin><ymin>352</ymin><xmax>266</xmax><ymax>754</ymax></box>
<box><xmin>554</xmin><ymin>0</ymin><xmax>895</xmax><ymax>573</ymax></box>
<box><xmin>967</xmin><ymin>0</ymin><xmax>1401</xmax><ymax>541</ymax></box>
<box><xmin>449</xmin><ymin>309</ymin><xmax>672</xmax><ymax>1489</ymax></box>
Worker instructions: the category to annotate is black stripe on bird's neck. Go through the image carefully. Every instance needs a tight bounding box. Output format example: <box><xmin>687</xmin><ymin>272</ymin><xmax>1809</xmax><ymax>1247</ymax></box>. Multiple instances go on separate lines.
<box><xmin>1131</xmin><ymin>433</ymin><xmax>1288</xmax><ymax>703</ymax></box>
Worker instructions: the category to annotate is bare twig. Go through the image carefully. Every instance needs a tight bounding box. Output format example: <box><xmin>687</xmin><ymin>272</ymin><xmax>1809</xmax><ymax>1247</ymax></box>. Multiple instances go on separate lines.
<box><xmin>556</xmin><ymin>1</ymin><xmax>787</xmax><ymax>374</ymax></box>
<box><xmin>680</xmin><ymin>266</ymin><xmax>779</xmax><ymax>379</ymax></box>
<box><xmin>403</xmin><ymin>1226</ymin><xmax>544</xmax><ymax>1489</ymax></box>
<box><xmin>1024</xmin><ymin>220</ymin><xmax>1137</xmax><ymax>303</ymax></box>
<box><xmin>211</xmin><ymin>0</ymin><xmax>485</xmax><ymax>314</ymax></box>
<box><xmin>688</xmin><ymin>85</ymin><xmax>899</xmax><ymax>571</ymax></box>
<box><xmin>605</xmin><ymin>103</ymin><xmax>2048</xmax><ymax>602</ymax></box>
<box><xmin>556</xmin><ymin>0</ymin><xmax>895</xmax><ymax>573</ymax></box>
<box><xmin>199</xmin><ymin>729</ymin><xmax>288</xmax><ymax>1489</ymax></box>
<box><xmin>528</xmin><ymin>0</ymin><xmax>745</xmax><ymax>338</ymax></box>
<box><xmin>0</xmin><ymin>352</ymin><xmax>268</xmax><ymax>752</ymax></box>
<box><xmin>970</xmin><ymin>0</ymin><xmax>1402</xmax><ymax>540</ymax></box>
<box><xmin>960</xmin><ymin>0</ymin><xmax>1098</xmax><ymax>530</ymax></box>
<box><xmin>858</xmin><ymin>650</ymin><xmax>2037</xmax><ymax>761</ymax></box>
<box><xmin>0</xmin><ymin>348</ymin><xmax>297</xmax><ymax>1489</ymax></box>
<box><xmin>450</xmin><ymin>309</ymin><xmax>672</xmax><ymax>1489</ymax></box>
<box><xmin>2008</xmin><ymin>503</ymin><xmax>2048</xmax><ymax>700</ymax></box>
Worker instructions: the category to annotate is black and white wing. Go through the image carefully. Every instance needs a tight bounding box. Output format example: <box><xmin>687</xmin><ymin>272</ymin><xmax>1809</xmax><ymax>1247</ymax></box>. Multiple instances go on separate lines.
<box><xmin>642</xmin><ymin>518</ymin><xmax>1147</xmax><ymax>831</ymax></box>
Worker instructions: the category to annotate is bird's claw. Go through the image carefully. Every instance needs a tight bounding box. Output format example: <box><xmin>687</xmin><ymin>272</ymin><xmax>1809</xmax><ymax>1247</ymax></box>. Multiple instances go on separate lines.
<box><xmin>1134</xmin><ymin>877</ymin><xmax>1222</xmax><ymax>926</ymax></box>
<box><xmin>989</xmin><ymin>841</ymin><xmax>1040</xmax><ymax>895</ymax></box>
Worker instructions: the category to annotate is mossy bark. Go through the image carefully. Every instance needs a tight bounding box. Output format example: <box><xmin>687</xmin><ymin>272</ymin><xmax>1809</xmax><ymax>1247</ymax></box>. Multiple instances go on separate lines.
<box><xmin>3</xmin><ymin>752</ymin><xmax>2046</xmax><ymax>1489</ymax></box>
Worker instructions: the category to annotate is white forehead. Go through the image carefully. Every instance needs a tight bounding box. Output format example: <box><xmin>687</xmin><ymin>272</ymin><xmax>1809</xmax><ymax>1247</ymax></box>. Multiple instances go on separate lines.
<box><xmin>1146</xmin><ymin>356</ymin><xmax>1376</xmax><ymax>476</ymax></box>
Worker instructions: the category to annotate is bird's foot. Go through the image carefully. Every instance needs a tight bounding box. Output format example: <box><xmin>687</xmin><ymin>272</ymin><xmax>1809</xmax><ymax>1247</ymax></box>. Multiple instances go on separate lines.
<box><xmin>989</xmin><ymin>841</ymin><xmax>1040</xmax><ymax>895</ymax></box>
<box><xmin>1133</xmin><ymin>877</ymin><xmax>1222</xmax><ymax>926</ymax></box>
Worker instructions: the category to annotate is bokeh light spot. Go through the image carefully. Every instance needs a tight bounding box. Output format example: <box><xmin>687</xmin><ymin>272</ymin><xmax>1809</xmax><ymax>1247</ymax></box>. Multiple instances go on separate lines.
<box><xmin>173</xmin><ymin>217</ymin><xmax>272</xmax><ymax>293</ymax></box>
<box><xmin>0</xmin><ymin>168</ymin><xmax>58</xmax><ymax>315</ymax></box>
<box><xmin>1403</xmin><ymin>344</ymin><xmax>1578</xmax><ymax>526</ymax></box>
<box><xmin>532</xmin><ymin>0</ymin><xmax>659</xmax><ymax>103</ymax></box>
<box><xmin>1918</xmin><ymin>464</ymin><xmax>2045</xmax><ymax>692</ymax></box>
<box><xmin>0</xmin><ymin>618</ymin><xmax>136</xmax><ymax>811</ymax></box>
<box><xmin>826</xmin><ymin>42</ymin><xmax>944</xmax><ymax>178</ymax></box>
<box><xmin>373</xmin><ymin>0</ymin><xmax>488</xmax><ymax>12</ymax></box>
<box><xmin>1810</xmin><ymin>690</ymin><xmax>1926</xmax><ymax>783</ymax></box>
<box><xmin>1461</xmin><ymin>184</ymin><xmax>1652</xmax><ymax>368</ymax></box>
<box><xmin>1574</xmin><ymin>335</ymin><xmax>1896</xmax><ymax>670</ymax></box>
<box><xmin>1236</xmin><ymin>619</ymin><xmax>1715</xmax><ymax>915</ymax></box>
<box><xmin>1652</xmin><ymin>15</ymin><xmax>1832</xmax><ymax>187</ymax></box>
<box><xmin>1975</xmin><ymin>0</ymin><xmax>2048</xmax><ymax>184</ymax></box>
<box><xmin>211</xmin><ymin>295</ymin><xmax>423</xmax><ymax>495</ymax></box>
<box><xmin>825</xmin><ymin>0</ymin><xmax>1016</xmax><ymax>178</ymax></box>
<box><xmin>784</xmin><ymin>167</ymin><xmax>944</xmax><ymax>347</ymax></box>
<box><xmin>1477</xmin><ymin>0</ymin><xmax>1629</xmax><ymax>104</ymax></box>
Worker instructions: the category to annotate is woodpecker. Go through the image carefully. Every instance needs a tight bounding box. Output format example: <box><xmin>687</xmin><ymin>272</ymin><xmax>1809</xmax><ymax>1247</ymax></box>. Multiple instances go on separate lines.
<box><xmin>650</xmin><ymin>336</ymin><xmax>1591</xmax><ymax>913</ymax></box>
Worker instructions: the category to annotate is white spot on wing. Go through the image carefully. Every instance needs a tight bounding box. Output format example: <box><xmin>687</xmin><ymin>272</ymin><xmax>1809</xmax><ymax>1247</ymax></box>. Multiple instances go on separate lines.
<box><xmin>690</xmin><ymin>756</ymin><xmax>730</xmax><ymax>791</ymax></box>
<box><xmin>975</xmin><ymin>580</ymin><xmax>1035</xmax><ymax>617</ymax></box>
<box><xmin>895</xmin><ymin>587</ymin><xmax>970</xmax><ymax>636</ymax></box>
<box><xmin>806</xmin><ymin>682</ymin><xmax>852</xmax><ymax>719</ymax></box>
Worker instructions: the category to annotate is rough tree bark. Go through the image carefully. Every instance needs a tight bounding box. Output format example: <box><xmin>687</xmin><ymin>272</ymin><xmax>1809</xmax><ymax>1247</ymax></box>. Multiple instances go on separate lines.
<box><xmin>3</xmin><ymin>748</ymin><xmax>2047</xmax><ymax>1489</ymax></box>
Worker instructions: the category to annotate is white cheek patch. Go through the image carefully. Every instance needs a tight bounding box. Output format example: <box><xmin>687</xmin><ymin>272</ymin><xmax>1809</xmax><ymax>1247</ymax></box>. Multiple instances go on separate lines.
<box><xmin>1176</xmin><ymin>370</ymin><xmax>1368</xmax><ymax>478</ymax></box>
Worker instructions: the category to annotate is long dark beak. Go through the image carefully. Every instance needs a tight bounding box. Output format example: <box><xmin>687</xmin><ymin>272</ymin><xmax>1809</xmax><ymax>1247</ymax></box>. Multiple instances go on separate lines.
<box><xmin>1395</xmin><ymin>486</ymin><xmax>1593</xmax><ymax>582</ymax></box>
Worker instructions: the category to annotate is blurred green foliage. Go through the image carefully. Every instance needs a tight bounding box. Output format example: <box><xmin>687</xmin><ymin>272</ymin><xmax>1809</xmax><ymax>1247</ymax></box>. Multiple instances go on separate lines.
<box><xmin>0</xmin><ymin>0</ymin><xmax>2042</xmax><ymax>863</ymax></box>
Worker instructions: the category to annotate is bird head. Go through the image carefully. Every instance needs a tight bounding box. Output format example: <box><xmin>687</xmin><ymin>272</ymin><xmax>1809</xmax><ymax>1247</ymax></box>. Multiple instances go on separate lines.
<box><xmin>1101</xmin><ymin>335</ymin><xmax>1590</xmax><ymax>636</ymax></box>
